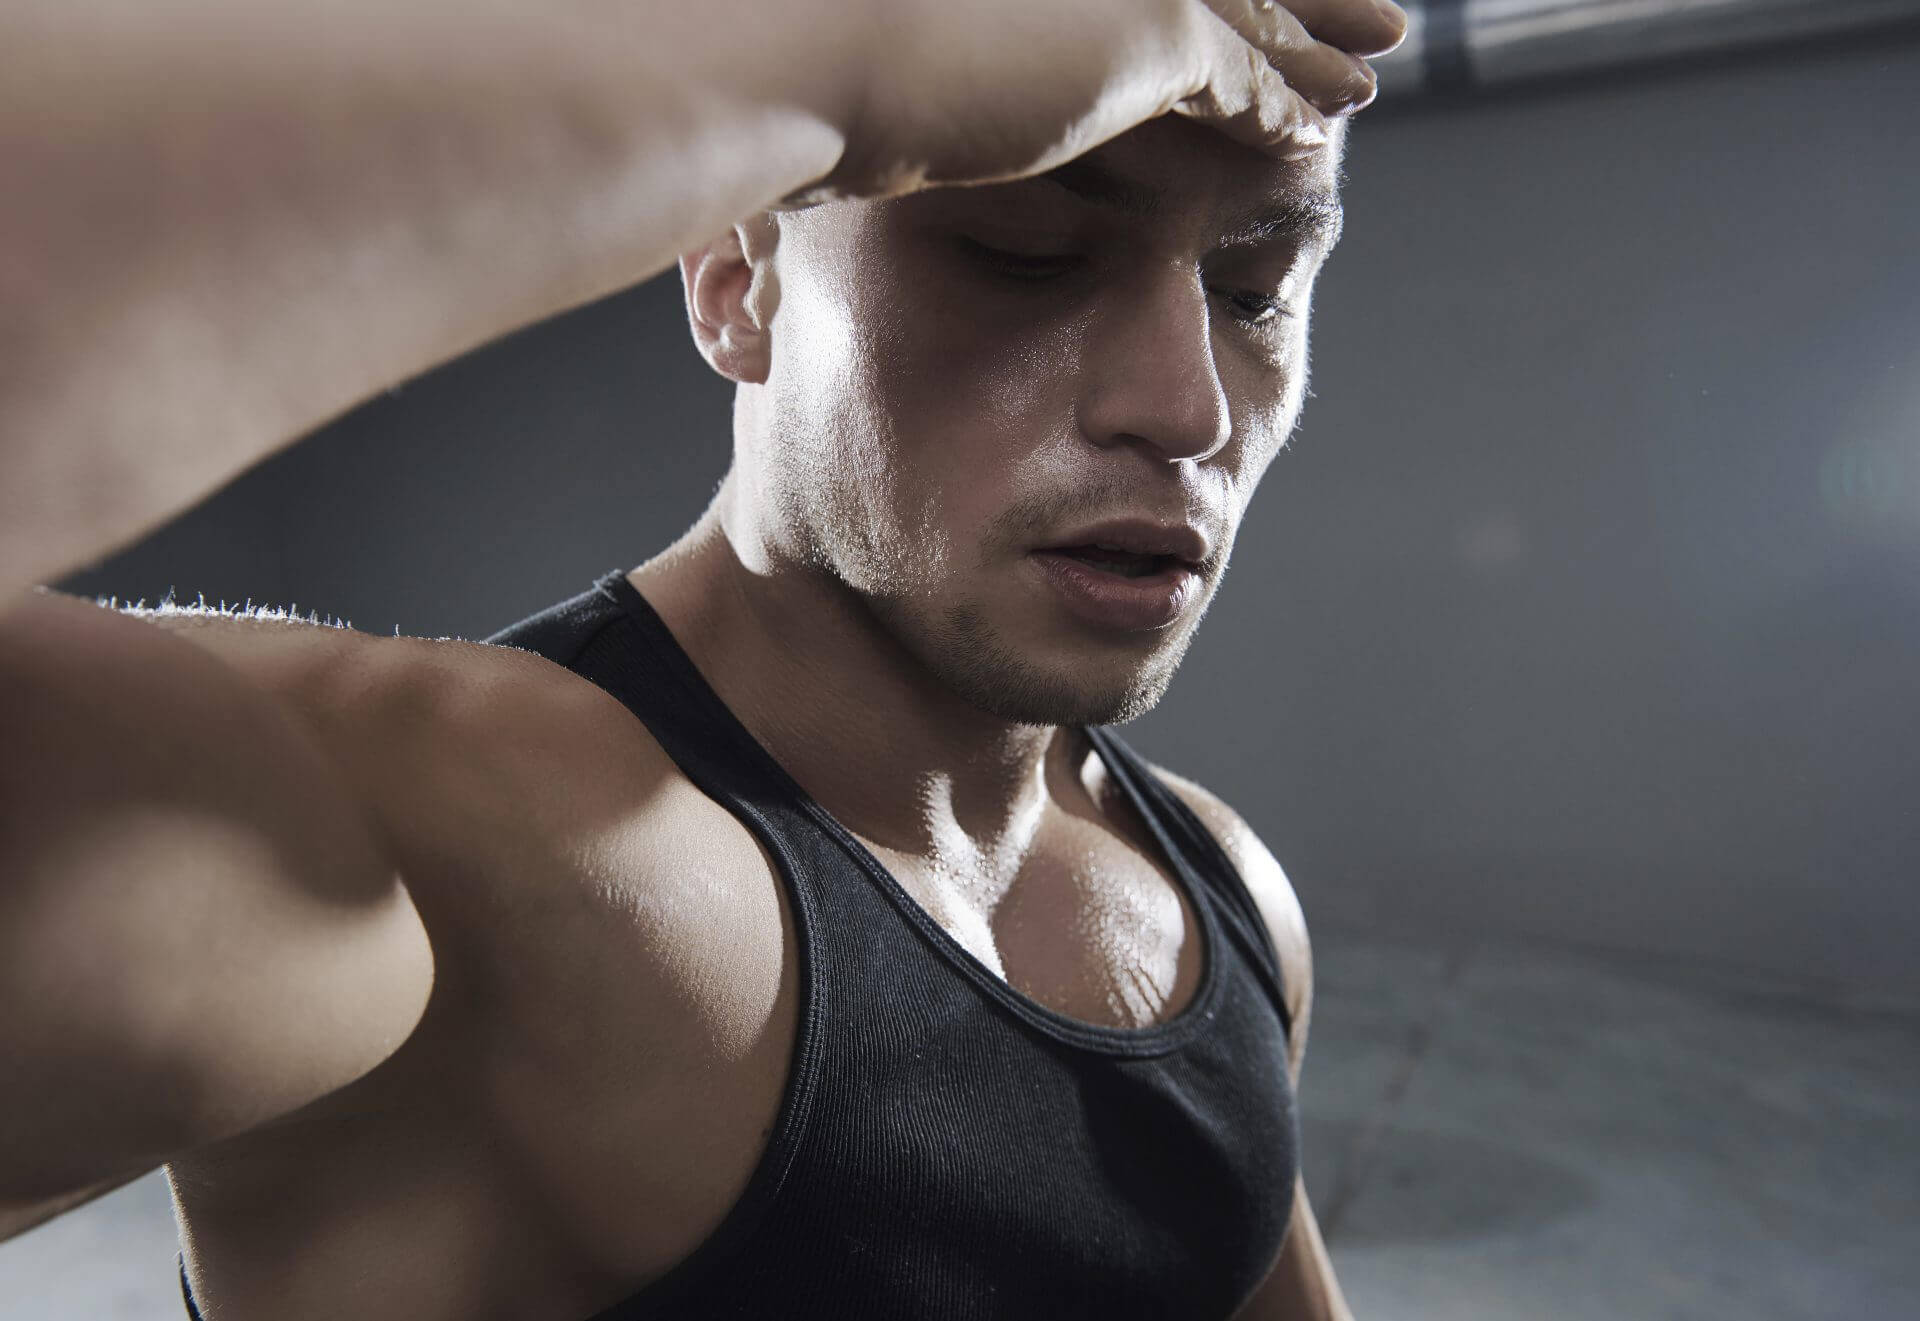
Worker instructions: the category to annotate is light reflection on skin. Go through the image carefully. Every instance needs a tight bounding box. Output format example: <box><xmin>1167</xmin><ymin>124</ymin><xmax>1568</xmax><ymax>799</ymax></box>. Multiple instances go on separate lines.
<box><xmin>727</xmin><ymin>115</ymin><xmax>1348</xmax><ymax>731</ymax></box>
<box><xmin>655</xmin><ymin>114</ymin><xmax>1349</xmax><ymax>1027</ymax></box>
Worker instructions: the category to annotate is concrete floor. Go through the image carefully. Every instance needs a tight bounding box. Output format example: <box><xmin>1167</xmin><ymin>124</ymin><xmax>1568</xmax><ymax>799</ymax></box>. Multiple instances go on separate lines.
<box><xmin>4</xmin><ymin>932</ymin><xmax>1916</xmax><ymax>1319</ymax></box>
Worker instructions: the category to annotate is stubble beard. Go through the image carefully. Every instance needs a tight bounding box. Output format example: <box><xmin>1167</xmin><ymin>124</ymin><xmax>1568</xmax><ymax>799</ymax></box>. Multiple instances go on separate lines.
<box><xmin>774</xmin><ymin>447</ymin><xmax>1224</xmax><ymax>728</ymax></box>
<box><xmin>863</xmin><ymin>587</ymin><xmax>1210</xmax><ymax>729</ymax></box>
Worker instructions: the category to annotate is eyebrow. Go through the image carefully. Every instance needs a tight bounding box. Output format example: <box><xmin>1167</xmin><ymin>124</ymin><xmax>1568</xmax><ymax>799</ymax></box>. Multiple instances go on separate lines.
<box><xmin>1036</xmin><ymin>157</ymin><xmax>1344</xmax><ymax>248</ymax></box>
<box><xmin>1041</xmin><ymin>158</ymin><xmax>1164</xmax><ymax>219</ymax></box>
<box><xmin>1220</xmin><ymin>193</ymin><xmax>1346</xmax><ymax>249</ymax></box>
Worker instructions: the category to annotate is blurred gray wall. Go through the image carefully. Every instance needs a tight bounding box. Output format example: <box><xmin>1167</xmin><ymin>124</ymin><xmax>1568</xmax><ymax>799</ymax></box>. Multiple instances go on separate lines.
<box><xmin>63</xmin><ymin>33</ymin><xmax>1920</xmax><ymax>997</ymax></box>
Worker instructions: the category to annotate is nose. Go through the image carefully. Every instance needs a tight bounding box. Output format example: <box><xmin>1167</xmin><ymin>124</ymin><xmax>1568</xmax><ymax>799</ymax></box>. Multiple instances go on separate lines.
<box><xmin>1074</xmin><ymin>267</ymin><xmax>1232</xmax><ymax>464</ymax></box>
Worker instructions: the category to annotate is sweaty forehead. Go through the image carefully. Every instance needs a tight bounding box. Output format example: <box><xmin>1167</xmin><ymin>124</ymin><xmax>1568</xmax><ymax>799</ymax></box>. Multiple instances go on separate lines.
<box><xmin>1071</xmin><ymin>112</ymin><xmax>1346</xmax><ymax>208</ymax></box>
<box><xmin>777</xmin><ymin>114</ymin><xmax>1346</xmax><ymax>265</ymax></box>
<box><xmin>933</xmin><ymin>113</ymin><xmax>1344</xmax><ymax>249</ymax></box>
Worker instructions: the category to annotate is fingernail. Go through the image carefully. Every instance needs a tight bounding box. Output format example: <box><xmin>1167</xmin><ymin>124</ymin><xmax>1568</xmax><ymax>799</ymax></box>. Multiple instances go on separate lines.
<box><xmin>1337</xmin><ymin>55</ymin><xmax>1378</xmax><ymax>112</ymax></box>
<box><xmin>1374</xmin><ymin>0</ymin><xmax>1411</xmax><ymax>50</ymax></box>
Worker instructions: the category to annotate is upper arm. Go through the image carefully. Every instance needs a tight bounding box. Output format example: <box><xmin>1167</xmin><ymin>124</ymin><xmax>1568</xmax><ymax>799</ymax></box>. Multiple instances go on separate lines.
<box><xmin>1152</xmin><ymin>767</ymin><xmax>1313</xmax><ymax>1082</ymax></box>
<box><xmin>1230</xmin><ymin>1177</ymin><xmax>1354</xmax><ymax>1321</ymax></box>
<box><xmin>1148</xmin><ymin>768</ymin><xmax>1348</xmax><ymax>1318</ymax></box>
<box><xmin>0</xmin><ymin>592</ymin><xmax>433</xmax><ymax>1214</ymax></box>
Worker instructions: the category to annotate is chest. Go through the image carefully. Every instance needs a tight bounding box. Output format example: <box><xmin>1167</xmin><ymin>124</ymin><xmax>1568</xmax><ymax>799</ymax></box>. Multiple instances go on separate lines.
<box><xmin>860</xmin><ymin>808</ymin><xmax>1208</xmax><ymax>1032</ymax></box>
<box><xmin>170</xmin><ymin>762</ymin><xmax>1273</xmax><ymax>1320</ymax></box>
<box><xmin>587</xmin><ymin>782</ymin><xmax>1299</xmax><ymax>1320</ymax></box>
<box><xmin>459</xmin><ymin>775</ymin><xmax>1236</xmax><ymax>1279</ymax></box>
<box><xmin>473</xmin><ymin>784</ymin><xmax>1214</xmax><ymax>1231</ymax></box>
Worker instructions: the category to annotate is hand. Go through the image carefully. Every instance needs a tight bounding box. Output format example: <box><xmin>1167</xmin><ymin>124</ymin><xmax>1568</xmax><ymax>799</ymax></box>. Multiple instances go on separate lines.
<box><xmin>794</xmin><ymin>0</ymin><xmax>1409</xmax><ymax>203</ymax></box>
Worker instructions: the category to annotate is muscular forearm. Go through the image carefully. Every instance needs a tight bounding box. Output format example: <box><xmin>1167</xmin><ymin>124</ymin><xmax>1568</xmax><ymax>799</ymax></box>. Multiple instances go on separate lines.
<box><xmin>0</xmin><ymin>0</ymin><xmax>862</xmax><ymax>595</ymax></box>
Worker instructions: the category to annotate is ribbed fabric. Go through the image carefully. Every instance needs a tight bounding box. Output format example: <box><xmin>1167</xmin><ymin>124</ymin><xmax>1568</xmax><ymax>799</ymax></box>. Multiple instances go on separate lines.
<box><xmin>179</xmin><ymin>570</ymin><xmax>1299</xmax><ymax>1321</ymax></box>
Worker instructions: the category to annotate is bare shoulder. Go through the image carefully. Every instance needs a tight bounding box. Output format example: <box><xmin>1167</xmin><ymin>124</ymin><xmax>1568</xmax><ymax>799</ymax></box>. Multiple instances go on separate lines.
<box><xmin>113</xmin><ymin>600</ymin><xmax>754</xmax><ymax>1040</ymax></box>
<box><xmin>149</xmin><ymin>602</ymin><xmax>794</xmax><ymax>1165</ymax></box>
<box><xmin>0</xmin><ymin>593</ymin><xmax>435</xmax><ymax>1210</ymax></box>
<box><xmin>1147</xmin><ymin>764</ymin><xmax>1314</xmax><ymax>1071</ymax></box>
<box><xmin>140</xmin><ymin>601</ymin><xmax>685</xmax><ymax>839</ymax></box>
<box><xmin>143</xmin><ymin>602</ymin><xmax>781</xmax><ymax>1004</ymax></box>
<box><xmin>137</xmin><ymin>596</ymin><xmax>628</xmax><ymax>744</ymax></box>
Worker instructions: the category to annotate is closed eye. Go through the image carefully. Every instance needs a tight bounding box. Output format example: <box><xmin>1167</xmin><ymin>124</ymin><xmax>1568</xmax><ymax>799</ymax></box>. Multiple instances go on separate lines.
<box><xmin>963</xmin><ymin>238</ymin><xmax>1295</xmax><ymax>328</ymax></box>
<box><xmin>959</xmin><ymin>237</ymin><xmax>1085</xmax><ymax>280</ymax></box>
<box><xmin>1219</xmin><ymin>290</ymin><xmax>1293</xmax><ymax>326</ymax></box>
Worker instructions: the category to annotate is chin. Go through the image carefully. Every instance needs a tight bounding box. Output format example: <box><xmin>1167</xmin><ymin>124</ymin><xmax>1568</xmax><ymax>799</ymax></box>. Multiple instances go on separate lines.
<box><xmin>917</xmin><ymin>601</ymin><xmax>1192</xmax><ymax>728</ymax></box>
<box><xmin>953</xmin><ymin>663</ymin><xmax>1170</xmax><ymax>727</ymax></box>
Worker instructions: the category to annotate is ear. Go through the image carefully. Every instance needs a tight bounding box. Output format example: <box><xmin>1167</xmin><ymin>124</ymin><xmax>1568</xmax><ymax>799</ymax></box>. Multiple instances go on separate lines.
<box><xmin>680</xmin><ymin>213</ymin><xmax>781</xmax><ymax>385</ymax></box>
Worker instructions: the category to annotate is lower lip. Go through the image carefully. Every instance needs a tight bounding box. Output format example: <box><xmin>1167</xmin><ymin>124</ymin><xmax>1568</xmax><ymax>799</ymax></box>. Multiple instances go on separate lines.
<box><xmin>1029</xmin><ymin>551</ymin><xmax>1201</xmax><ymax>632</ymax></box>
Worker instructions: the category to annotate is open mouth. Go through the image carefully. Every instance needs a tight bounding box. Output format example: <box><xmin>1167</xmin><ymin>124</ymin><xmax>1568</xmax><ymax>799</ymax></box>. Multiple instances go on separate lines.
<box><xmin>1046</xmin><ymin>545</ymin><xmax>1184</xmax><ymax>579</ymax></box>
<box><xmin>1030</xmin><ymin>536</ymin><xmax>1204</xmax><ymax>630</ymax></box>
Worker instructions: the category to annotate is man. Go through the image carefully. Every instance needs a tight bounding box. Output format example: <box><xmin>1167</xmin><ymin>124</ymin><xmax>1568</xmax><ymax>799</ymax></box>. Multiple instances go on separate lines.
<box><xmin>0</xmin><ymin>0</ymin><xmax>1405</xmax><ymax>1316</ymax></box>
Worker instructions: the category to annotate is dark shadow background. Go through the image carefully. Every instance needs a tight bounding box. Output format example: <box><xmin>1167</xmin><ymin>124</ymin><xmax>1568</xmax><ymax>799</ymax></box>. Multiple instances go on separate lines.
<box><xmin>62</xmin><ymin>32</ymin><xmax>1920</xmax><ymax>999</ymax></box>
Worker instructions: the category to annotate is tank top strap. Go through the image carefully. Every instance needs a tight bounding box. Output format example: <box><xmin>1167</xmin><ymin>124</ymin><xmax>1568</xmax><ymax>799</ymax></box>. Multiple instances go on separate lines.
<box><xmin>510</xmin><ymin>570</ymin><xmax>803</xmax><ymax>818</ymax></box>
<box><xmin>176</xmin><ymin>572</ymin><xmax>1300</xmax><ymax>1321</ymax></box>
<box><xmin>1081</xmin><ymin>726</ymin><xmax>1294</xmax><ymax>1040</ymax></box>
<box><xmin>497</xmin><ymin>569</ymin><xmax>1294</xmax><ymax>1040</ymax></box>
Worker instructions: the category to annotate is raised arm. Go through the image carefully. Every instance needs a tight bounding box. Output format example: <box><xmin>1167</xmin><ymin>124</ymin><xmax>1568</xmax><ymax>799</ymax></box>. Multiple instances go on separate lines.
<box><xmin>0</xmin><ymin>591</ymin><xmax>433</xmax><ymax>1238</ymax></box>
<box><xmin>0</xmin><ymin>0</ymin><xmax>1398</xmax><ymax>598</ymax></box>
<box><xmin>0</xmin><ymin>0</ymin><xmax>1402</xmax><ymax>1243</ymax></box>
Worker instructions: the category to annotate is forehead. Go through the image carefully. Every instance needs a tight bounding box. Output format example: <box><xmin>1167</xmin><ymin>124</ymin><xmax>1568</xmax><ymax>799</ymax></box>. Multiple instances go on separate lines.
<box><xmin>897</xmin><ymin>114</ymin><xmax>1345</xmax><ymax>251</ymax></box>
<box><xmin>1050</xmin><ymin>113</ymin><xmax>1344</xmax><ymax>220</ymax></box>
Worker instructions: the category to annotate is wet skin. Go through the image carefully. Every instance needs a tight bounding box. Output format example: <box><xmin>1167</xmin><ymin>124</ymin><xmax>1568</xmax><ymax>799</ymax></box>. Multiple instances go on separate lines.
<box><xmin>5</xmin><ymin>3</ymin><xmax>1405</xmax><ymax>1316</ymax></box>
<box><xmin>148</xmin><ymin>116</ymin><xmax>1339</xmax><ymax>1321</ymax></box>
<box><xmin>729</xmin><ymin>114</ymin><xmax>1345</xmax><ymax>729</ymax></box>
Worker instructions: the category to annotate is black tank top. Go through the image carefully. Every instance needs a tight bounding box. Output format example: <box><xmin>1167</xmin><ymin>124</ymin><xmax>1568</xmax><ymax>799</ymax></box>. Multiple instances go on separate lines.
<box><xmin>181</xmin><ymin>570</ymin><xmax>1299</xmax><ymax>1321</ymax></box>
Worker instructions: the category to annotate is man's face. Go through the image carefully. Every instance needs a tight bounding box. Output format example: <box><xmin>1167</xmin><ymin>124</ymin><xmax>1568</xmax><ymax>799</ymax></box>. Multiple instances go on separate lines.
<box><xmin>744</xmin><ymin>116</ymin><xmax>1345</xmax><ymax>726</ymax></box>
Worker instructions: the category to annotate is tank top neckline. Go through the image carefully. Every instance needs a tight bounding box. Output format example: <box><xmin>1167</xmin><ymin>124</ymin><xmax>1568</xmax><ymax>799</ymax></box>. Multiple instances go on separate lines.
<box><xmin>599</xmin><ymin>570</ymin><xmax>1227</xmax><ymax>1057</ymax></box>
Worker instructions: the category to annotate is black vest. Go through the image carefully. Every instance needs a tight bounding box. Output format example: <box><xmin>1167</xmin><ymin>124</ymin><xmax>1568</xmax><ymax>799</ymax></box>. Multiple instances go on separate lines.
<box><xmin>183</xmin><ymin>570</ymin><xmax>1298</xmax><ymax>1321</ymax></box>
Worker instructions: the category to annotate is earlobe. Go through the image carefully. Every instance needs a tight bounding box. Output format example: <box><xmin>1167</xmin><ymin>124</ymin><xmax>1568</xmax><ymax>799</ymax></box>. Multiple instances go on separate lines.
<box><xmin>681</xmin><ymin>216</ymin><xmax>780</xmax><ymax>385</ymax></box>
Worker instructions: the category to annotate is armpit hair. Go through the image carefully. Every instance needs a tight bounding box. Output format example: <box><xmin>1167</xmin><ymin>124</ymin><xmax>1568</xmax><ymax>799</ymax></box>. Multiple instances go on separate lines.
<box><xmin>99</xmin><ymin>591</ymin><xmax>352</xmax><ymax>631</ymax></box>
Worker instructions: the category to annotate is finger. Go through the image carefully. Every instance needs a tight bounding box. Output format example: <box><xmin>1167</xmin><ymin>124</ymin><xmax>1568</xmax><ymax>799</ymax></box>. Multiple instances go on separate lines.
<box><xmin>1207</xmin><ymin>0</ymin><xmax>1408</xmax><ymax>60</ymax></box>
<box><xmin>1198</xmin><ymin>0</ymin><xmax>1376</xmax><ymax>118</ymax></box>
<box><xmin>1172</xmin><ymin>23</ymin><xmax>1334</xmax><ymax>162</ymax></box>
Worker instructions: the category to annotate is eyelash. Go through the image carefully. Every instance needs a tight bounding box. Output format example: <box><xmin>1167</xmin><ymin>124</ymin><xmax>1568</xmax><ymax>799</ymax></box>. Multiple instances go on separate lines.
<box><xmin>960</xmin><ymin>240</ymin><xmax>1292</xmax><ymax>328</ymax></box>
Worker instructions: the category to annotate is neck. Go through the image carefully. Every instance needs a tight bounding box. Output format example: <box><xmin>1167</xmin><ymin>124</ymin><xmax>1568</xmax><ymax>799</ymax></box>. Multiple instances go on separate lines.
<box><xmin>630</xmin><ymin>493</ymin><xmax>1093</xmax><ymax>880</ymax></box>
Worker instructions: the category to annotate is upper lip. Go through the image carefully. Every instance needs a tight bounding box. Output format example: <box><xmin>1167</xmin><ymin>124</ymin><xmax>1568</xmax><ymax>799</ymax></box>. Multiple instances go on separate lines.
<box><xmin>1035</xmin><ymin>519</ymin><xmax>1211</xmax><ymax>568</ymax></box>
